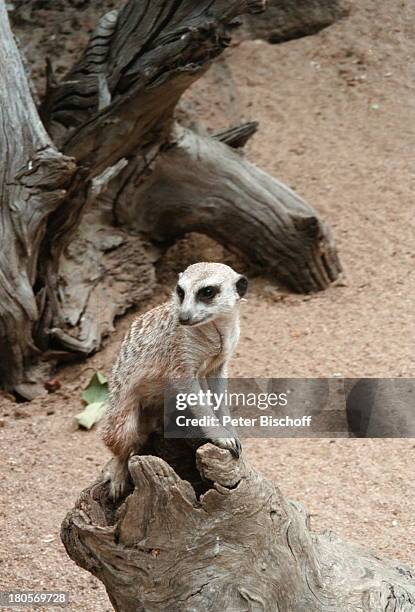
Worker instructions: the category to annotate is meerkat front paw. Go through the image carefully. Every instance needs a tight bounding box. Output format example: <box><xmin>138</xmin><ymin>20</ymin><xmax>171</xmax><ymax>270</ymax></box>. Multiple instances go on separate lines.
<box><xmin>104</xmin><ymin>458</ymin><xmax>132</xmax><ymax>500</ymax></box>
<box><xmin>211</xmin><ymin>436</ymin><xmax>242</xmax><ymax>458</ymax></box>
<box><xmin>109</xmin><ymin>474</ymin><xmax>131</xmax><ymax>500</ymax></box>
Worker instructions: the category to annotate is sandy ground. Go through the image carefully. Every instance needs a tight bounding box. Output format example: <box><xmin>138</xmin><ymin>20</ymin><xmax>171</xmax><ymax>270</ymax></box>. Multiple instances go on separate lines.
<box><xmin>1</xmin><ymin>1</ymin><xmax>414</xmax><ymax>610</ymax></box>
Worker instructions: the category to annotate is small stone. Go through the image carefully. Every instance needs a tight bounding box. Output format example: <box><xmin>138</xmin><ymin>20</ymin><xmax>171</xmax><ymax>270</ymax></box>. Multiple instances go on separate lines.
<box><xmin>44</xmin><ymin>378</ymin><xmax>61</xmax><ymax>393</ymax></box>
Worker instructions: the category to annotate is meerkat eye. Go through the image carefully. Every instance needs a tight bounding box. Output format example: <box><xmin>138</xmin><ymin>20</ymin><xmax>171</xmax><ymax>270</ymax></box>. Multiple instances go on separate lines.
<box><xmin>197</xmin><ymin>285</ymin><xmax>219</xmax><ymax>302</ymax></box>
<box><xmin>176</xmin><ymin>285</ymin><xmax>185</xmax><ymax>302</ymax></box>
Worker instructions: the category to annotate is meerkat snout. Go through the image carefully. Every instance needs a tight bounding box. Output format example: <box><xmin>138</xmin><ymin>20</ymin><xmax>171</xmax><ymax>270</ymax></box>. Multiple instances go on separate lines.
<box><xmin>174</xmin><ymin>262</ymin><xmax>248</xmax><ymax>327</ymax></box>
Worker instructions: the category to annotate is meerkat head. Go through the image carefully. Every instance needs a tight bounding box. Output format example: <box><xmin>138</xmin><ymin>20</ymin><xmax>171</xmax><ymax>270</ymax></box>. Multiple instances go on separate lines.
<box><xmin>173</xmin><ymin>262</ymin><xmax>248</xmax><ymax>327</ymax></box>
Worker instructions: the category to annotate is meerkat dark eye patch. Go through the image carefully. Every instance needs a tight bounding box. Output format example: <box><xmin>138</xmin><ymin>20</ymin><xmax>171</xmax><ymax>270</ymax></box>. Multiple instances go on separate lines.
<box><xmin>196</xmin><ymin>285</ymin><xmax>220</xmax><ymax>302</ymax></box>
<box><xmin>236</xmin><ymin>275</ymin><xmax>248</xmax><ymax>297</ymax></box>
<box><xmin>176</xmin><ymin>285</ymin><xmax>185</xmax><ymax>302</ymax></box>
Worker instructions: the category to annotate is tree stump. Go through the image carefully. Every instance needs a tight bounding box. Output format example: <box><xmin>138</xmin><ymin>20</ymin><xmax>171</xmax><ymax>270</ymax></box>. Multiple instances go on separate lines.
<box><xmin>62</xmin><ymin>443</ymin><xmax>415</xmax><ymax>611</ymax></box>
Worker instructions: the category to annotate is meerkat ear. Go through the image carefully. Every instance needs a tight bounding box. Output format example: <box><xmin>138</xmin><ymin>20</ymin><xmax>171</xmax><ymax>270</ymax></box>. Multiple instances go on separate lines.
<box><xmin>236</xmin><ymin>275</ymin><xmax>248</xmax><ymax>297</ymax></box>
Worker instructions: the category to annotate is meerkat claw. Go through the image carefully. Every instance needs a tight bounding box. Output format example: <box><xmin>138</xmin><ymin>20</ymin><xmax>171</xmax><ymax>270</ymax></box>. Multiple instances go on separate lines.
<box><xmin>109</xmin><ymin>475</ymin><xmax>131</xmax><ymax>501</ymax></box>
<box><xmin>104</xmin><ymin>458</ymin><xmax>132</xmax><ymax>500</ymax></box>
<box><xmin>211</xmin><ymin>437</ymin><xmax>242</xmax><ymax>458</ymax></box>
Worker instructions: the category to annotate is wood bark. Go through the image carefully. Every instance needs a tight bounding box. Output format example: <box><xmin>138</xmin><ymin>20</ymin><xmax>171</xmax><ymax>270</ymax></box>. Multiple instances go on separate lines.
<box><xmin>1</xmin><ymin>0</ymin><xmax>342</xmax><ymax>394</ymax></box>
<box><xmin>61</xmin><ymin>442</ymin><xmax>415</xmax><ymax>611</ymax></box>
<box><xmin>0</xmin><ymin>1</ymin><xmax>76</xmax><ymax>395</ymax></box>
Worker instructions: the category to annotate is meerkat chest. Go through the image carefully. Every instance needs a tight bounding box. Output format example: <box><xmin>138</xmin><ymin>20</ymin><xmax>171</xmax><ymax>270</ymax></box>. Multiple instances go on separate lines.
<box><xmin>196</xmin><ymin>321</ymin><xmax>240</xmax><ymax>377</ymax></box>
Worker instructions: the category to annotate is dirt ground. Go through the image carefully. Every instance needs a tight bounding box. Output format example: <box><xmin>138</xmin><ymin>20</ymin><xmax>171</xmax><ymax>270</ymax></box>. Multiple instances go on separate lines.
<box><xmin>1</xmin><ymin>1</ymin><xmax>414</xmax><ymax>610</ymax></box>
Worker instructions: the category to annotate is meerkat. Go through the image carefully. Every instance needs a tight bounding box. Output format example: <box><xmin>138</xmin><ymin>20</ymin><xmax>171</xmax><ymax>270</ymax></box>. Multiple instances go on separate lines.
<box><xmin>102</xmin><ymin>262</ymin><xmax>248</xmax><ymax>499</ymax></box>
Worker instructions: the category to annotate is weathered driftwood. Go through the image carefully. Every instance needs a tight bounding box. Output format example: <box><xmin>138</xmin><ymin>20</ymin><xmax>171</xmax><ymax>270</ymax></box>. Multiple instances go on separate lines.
<box><xmin>1</xmin><ymin>0</ymin><xmax>342</xmax><ymax>394</ymax></box>
<box><xmin>241</xmin><ymin>0</ymin><xmax>347</xmax><ymax>44</ymax></box>
<box><xmin>62</xmin><ymin>443</ymin><xmax>415</xmax><ymax>611</ymax></box>
<box><xmin>0</xmin><ymin>1</ymin><xmax>76</xmax><ymax>395</ymax></box>
<box><xmin>121</xmin><ymin>125</ymin><xmax>340</xmax><ymax>291</ymax></box>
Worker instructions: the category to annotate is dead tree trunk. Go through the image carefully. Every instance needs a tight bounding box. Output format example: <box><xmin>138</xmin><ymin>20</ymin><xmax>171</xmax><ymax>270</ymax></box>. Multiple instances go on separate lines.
<box><xmin>1</xmin><ymin>0</ymin><xmax>342</xmax><ymax>395</ymax></box>
<box><xmin>62</xmin><ymin>443</ymin><xmax>415</xmax><ymax>611</ymax></box>
<box><xmin>0</xmin><ymin>5</ymin><xmax>76</xmax><ymax>396</ymax></box>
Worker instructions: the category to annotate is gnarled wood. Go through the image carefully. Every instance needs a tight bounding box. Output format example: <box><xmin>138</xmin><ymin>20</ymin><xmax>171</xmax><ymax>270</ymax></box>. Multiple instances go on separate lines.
<box><xmin>36</xmin><ymin>0</ymin><xmax>341</xmax><ymax>356</ymax></box>
<box><xmin>35</xmin><ymin>0</ymin><xmax>275</xmax><ymax>359</ymax></box>
<box><xmin>1</xmin><ymin>0</ymin><xmax>343</xmax><ymax>392</ymax></box>
<box><xmin>116</xmin><ymin>126</ymin><xmax>341</xmax><ymax>292</ymax></box>
<box><xmin>61</xmin><ymin>443</ymin><xmax>415</xmax><ymax>611</ymax></box>
<box><xmin>0</xmin><ymin>0</ymin><xmax>76</xmax><ymax>396</ymax></box>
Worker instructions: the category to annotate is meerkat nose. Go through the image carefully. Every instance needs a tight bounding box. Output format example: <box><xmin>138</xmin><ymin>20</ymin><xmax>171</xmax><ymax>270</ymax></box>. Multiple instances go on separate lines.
<box><xmin>179</xmin><ymin>312</ymin><xmax>192</xmax><ymax>325</ymax></box>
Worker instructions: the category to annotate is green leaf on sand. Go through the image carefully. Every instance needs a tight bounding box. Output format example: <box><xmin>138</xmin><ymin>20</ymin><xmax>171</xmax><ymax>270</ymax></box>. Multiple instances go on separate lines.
<box><xmin>76</xmin><ymin>401</ymin><xmax>107</xmax><ymax>430</ymax></box>
<box><xmin>76</xmin><ymin>372</ymin><xmax>109</xmax><ymax>429</ymax></box>
<box><xmin>81</xmin><ymin>371</ymin><xmax>108</xmax><ymax>405</ymax></box>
